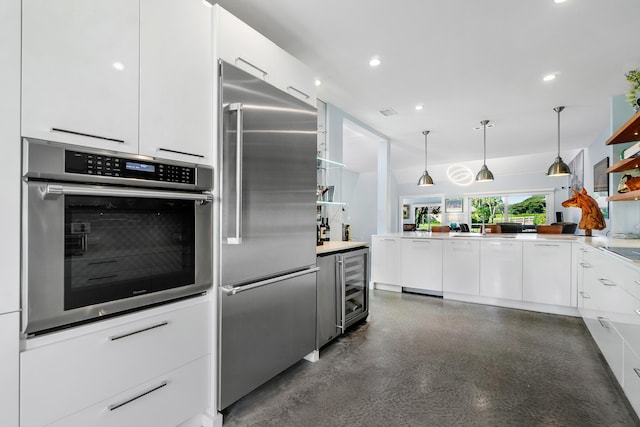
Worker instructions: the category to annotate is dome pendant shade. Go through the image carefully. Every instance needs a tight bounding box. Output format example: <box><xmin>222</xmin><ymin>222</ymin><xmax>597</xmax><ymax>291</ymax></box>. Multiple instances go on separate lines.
<box><xmin>475</xmin><ymin>164</ymin><xmax>495</xmax><ymax>181</ymax></box>
<box><xmin>475</xmin><ymin>120</ymin><xmax>494</xmax><ymax>182</ymax></box>
<box><xmin>417</xmin><ymin>130</ymin><xmax>434</xmax><ymax>186</ymax></box>
<box><xmin>547</xmin><ymin>156</ymin><xmax>571</xmax><ymax>176</ymax></box>
<box><xmin>418</xmin><ymin>170</ymin><xmax>434</xmax><ymax>186</ymax></box>
<box><xmin>547</xmin><ymin>106</ymin><xmax>571</xmax><ymax>176</ymax></box>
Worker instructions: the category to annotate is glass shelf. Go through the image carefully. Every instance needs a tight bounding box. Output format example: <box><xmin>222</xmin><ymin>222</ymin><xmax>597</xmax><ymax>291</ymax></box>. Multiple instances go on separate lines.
<box><xmin>317</xmin><ymin>157</ymin><xmax>346</xmax><ymax>168</ymax></box>
<box><xmin>316</xmin><ymin>201</ymin><xmax>346</xmax><ymax>206</ymax></box>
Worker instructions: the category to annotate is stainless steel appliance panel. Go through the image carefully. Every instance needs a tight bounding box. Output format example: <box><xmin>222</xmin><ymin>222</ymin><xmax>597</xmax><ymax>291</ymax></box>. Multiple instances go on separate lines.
<box><xmin>220</xmin><ymin>61</ymin><xmax>317</xmax><ymax>286</ymax></box>
<box><xmin>218</xmin><ymin>268</ymin><xmax>317</xmax><ymax>409</ymax></box>
<box><xmin>316</xmin><ymin>254</ymin><xmax>341</xmax><ymax>349</ymax></box>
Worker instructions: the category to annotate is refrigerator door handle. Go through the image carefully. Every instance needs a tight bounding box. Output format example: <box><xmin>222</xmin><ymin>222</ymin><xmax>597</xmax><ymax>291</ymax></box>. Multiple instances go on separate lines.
<box><xmin>221</xmin><ymin>266</ymin><xmax>319</xmax><ymax>295</ymax></box>
<box><xmin>337</xmin><ymin>256</ymin><xmax>346</xmax><ymax>332</ymax></box>
<box><xmin>227</xmin><ymin>102</ymin><xmax>244</xmax><ymax>245</ymax></box>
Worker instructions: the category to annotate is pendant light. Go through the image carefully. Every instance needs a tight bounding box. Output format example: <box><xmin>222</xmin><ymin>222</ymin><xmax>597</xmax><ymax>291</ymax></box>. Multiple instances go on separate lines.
<box><xmin>475</xmin><ymin>120</ymin><xmax>494</xmax><ymax>182</ymax></box>
<box><xmin>417</xmin><ymin>130</ymin><xmax>434</xmax><ymax>186</ymax></box>
<box><xmin>547</xmin><ymin>106</ymin><xmax>571</xmax><ymax>176</ymax></box>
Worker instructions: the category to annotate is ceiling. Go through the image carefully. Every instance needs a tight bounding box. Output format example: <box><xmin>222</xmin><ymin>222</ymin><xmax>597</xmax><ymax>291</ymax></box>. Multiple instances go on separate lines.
<box><xmin>213</xmin><ymin>0</ymin><xmax>640</xmax><ymax>181</ymax></box>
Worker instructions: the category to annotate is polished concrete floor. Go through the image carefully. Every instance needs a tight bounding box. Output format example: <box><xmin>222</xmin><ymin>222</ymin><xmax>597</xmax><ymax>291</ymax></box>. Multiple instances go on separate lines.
<box><xmin>222</xmin><ymin>290</ymin><xmax>639</xmax><ymax>426</ymax></box>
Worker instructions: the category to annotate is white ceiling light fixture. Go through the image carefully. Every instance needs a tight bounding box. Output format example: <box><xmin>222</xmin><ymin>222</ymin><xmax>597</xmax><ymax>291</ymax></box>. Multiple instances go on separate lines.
<box><xmin>315</xmin><ymin>79</ymin><xmax>322</xmax><ymax>86</ymax></box>
<box><xmin>475</xmin><ymin>120</ymin><xmax>495</xmax><ymax>182</ymax></box>
<box><xmin>447</xmin><ymin>164</ymin><xmax>475</xmax><ymax>186</ymax></box>
<box><xmin>417</xmin><ymin>130</ymin><xmax>434</xmax><ymax>186</ymax></box>
<box><xmin>554</xmin><ymin>0</ymin><xmax>567</xmax><ymax>3</ymax></box>
<box><xmin>546</xmin><ymin>105</ymin><xmax>571</xmax><ymax>176</ymax></box>
<box><xmin>369</xmin><ymin>57</ymin><xmax>381</xmax><ymax>67</ymax></box>
<box><xmin>415</xmin><ymin>104</ymin><xmax>424</xmax><ymax>111</ymax></box>
<box><xmin>112</xmin><ymin>62</ymin><xmax>125</xmax><ymax>71</ymax></box>
<box><xmin>543</xmin><ymin>73</ymin><xmax>557</xmax><ymax>82</ymax></box>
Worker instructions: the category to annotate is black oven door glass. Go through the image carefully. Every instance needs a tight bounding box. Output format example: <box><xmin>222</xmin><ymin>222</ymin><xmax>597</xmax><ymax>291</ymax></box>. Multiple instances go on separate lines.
<box><xmin>63</xmin><ymin>195</ymin><xmax>195</xmax><ymax>310</ymax></box>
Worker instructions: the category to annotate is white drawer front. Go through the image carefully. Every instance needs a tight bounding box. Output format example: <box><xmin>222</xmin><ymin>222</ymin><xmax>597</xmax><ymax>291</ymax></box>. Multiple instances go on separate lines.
<box><xmin>21</xmin><ymin>301</ymin><xmax>209</xmax><ymax>427</ymax></box>
<box><xmin>48</xmin><ymin>355</ymin><xmax>210</xmax><ymax>427</ymax></box>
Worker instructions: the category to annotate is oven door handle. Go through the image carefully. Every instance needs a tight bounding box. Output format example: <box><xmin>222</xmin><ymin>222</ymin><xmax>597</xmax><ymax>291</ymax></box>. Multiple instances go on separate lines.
<box><xmin>39</xmin><ymin>183</ymin><xmax>213</xmax><ymax>202</ymax></box>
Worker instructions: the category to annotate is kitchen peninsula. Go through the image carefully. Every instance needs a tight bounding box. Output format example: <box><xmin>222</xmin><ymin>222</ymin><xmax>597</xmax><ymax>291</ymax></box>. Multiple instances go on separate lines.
<box><xmin>372</xmin><ymin>231</ymin><xmax>640</xmax><ymax>414</ymax></box>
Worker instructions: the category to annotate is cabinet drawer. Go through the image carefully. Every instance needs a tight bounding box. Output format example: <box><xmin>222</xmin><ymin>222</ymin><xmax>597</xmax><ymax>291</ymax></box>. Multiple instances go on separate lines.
<box><xmin>48</xmin><ymin>355</ymin><xmax>209</xmax><ymax>427</ymax></box>
<box><xmin>623</xmin><ymin>343</ymin><xmax>640</xmax><ymax>416</ymax></box>
<box><xmin>583</xmin><ymin>316</ymin><xmax>624</xmax><ymax>384</ymax></box>
<box><xmin>21</xmin><ymin>301</ymin><xmax>209</xmax><ymax>427</ymax></box>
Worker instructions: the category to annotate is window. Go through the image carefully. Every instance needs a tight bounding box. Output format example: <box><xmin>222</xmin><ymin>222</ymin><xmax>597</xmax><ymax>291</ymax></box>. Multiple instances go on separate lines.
<box><xmin>468</xmin><ymin>192</ymin><xmax>553</xmax><ymax>231</ymax></box>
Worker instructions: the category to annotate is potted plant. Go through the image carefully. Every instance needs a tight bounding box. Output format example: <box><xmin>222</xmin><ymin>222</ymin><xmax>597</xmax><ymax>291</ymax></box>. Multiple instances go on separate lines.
<box><xmin>624</xmin><ymin>69</ymin><xmax>640</xmax><ymax>111</ymax></box>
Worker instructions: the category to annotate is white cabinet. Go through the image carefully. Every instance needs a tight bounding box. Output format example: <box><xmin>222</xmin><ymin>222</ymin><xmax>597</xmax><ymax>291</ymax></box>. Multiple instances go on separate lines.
<box><xmin>21</xmin><ymin>300</ymin><xmax>210</xmax><ymax>427</ymax></box>
<box><xmin>22</xmin><ymin>0</ymin><xmax>214</xmax><ymax>164</ymax></box>
<box><xmin>443</xmin><ymin>239</ymin><xmax>480</xmax><ymax>295</ymax></box>
<box><xmin>522</xmin><ymin>242</ymin><xmax>572</xmax><ymax>306</ymax></box>
<box><xmin>0</xmin><ymin>0</ymin><xmax>20</xmax><ymax>315</ymax></box>
<box><xmin>138</xmin><ymin>0</ymin><xmax>213</xmax><ymax>164</ymax></box>
<box><xmin>22</xmin><ymin>0</ymin><xmax>140</xmax><ymax>153</ymax></box>
<box><xmin>0</xmin><ymin>313</ymin><xmax>19</xmax><ymax>427</ymax></box>
<box><xmin>480</xmin><ymin>240</ymin><xmax>523</xmax><ymax>301</ymax></box>
<box><xmin>214</xmin><ymin>5</ymin><xmax>316</xmax><ymax>106</ymax></box>
<box><xmin>48</xmin><ymin>356</ymin><xmax>209</xmax><ymax>427</ymax></box>
<box><xmin>371</xmin><ymin>236</ymin><xmax>402</xmax><ymax>286</ymax></box>
<box><xmin>583</xmin><ymin>316</ymin><xmax>624</xmax><ymax>384</ymax></box>
<box><xmin>401</xmin><ymin>239</ymin><xmax>443</xmax><ymax>293</ymax></box>
<box><xmin>623</xmin><ymin>343</ymin><xmax>640</xmax><ymax>416</ymax></box>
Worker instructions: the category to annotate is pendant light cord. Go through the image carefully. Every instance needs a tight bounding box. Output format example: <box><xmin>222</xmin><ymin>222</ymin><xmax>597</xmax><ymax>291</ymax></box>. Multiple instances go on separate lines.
<box><xmin>422</xmin><ymin>130</ymin><xmax>430</xmax><ymax>170</ymax></box>
<box><xmin>481</xmin><ymin>120</ymin><xmax>489</xmax><ymax>164</ymax></box>
<box><xmin>554</xmin><ymin>106</ymin><xmax>565</xmax><ymax>157</ymax></box>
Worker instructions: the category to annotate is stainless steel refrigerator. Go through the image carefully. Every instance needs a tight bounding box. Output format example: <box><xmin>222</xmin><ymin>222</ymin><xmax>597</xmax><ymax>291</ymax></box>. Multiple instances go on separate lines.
<box><xmin>217</xmin><ymin>60</ymin><xmax>318</xmax><ymax>410</ymax></box>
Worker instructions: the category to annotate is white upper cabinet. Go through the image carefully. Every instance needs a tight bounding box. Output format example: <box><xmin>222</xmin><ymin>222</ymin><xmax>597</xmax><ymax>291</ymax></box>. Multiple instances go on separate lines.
<box><xmin>213</xmin><ymin>5</ymin><xmax>316</xmax><ymax>107</ymax></box>
<box><xmin>22</xmin><ymin>0</ymin><xmax>140</xmax><ymax>153</ymax></box>
<box><xmin>139</xmin><ymin>0</ymin><xmax>213</xmax><ymax>164</ymax></box>
<box><xmin>22</xmin><ymin>0</ymin><xmax>214</xmax><ymax>165</ymax></box>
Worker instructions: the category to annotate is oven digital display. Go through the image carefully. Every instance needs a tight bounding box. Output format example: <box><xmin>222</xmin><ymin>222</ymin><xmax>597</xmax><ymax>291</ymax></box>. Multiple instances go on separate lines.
<box><xmin>126</xmin><ymin>162</ymin><xmax>156</xmax><ymax>173</ymax></box>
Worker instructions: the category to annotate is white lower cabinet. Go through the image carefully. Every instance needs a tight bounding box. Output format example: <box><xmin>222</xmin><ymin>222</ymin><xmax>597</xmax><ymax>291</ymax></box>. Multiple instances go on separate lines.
<box><xmin>522</xmin><ymin>242</ymin><xmax>572</xmax><ymax>306</ymax></box>
<box><xmin>21</xmin><ymin>300</ymin><xmax>210</xmax><ymax>427</ymax></box>
<box><xmin>401</xmin><ymin>239</ymin><xmax>443</xmax><ymax>292</ymax></box>
<box><xmin>443</xmin><ymin>239</ymin><xmax>480</xmax><ymax>295</ymax></box>
<box><xmin>480</xmin><ymin>240</ymin><xmax>523</xmax><ymax>300</ymax></box>
<box><xmin>48</xmin><ymin>355</ymin><xmax>209</xmax><ymax>427</ymax></box>
<box><xmin>624</xmin><ymin>343</ymin><xmax>640</xmax><ymax>416</ymax></box>
<box><xmin>371</xmin><ymin>236</ymin><xmax>402</xmax><ymax>286</ymax></box>
<box><xmin>584</xmin><ymin>316</ymin><xmax>624</xmax><ymax>383</ymax></box>
<box><xmin>0</xmin><ymin>313</ymin><xmax>19</xmax><ymax>427</ymax></box>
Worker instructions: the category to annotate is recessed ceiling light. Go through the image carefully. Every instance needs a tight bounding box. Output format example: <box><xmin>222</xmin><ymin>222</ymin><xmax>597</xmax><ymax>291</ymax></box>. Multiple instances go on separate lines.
<box><xmin>415</xmin><ymin>104</ymin><xmax>424</xmax><ymax>111</ymax></box>
<box><xmin>543</xmin><ymin>73</ymin><xmax>557</xmax><ymax>82</ymax></box>
<box><xmin>315</xmin><ymin>79</ymin><xmax>322</xmax><ymax>86</ymax></box>
<box><xmin>554</xmin><ymin>0</ymin><xmax>567</xmax><ymax>3</ymax></box>
<box><xmin>369</xmin><ymin>57</ymin><xmax>381</xmax><ymax>67</ymax></box>
<box><xmin>112</xmin><ymin>62</ymin><xmax>125</xmax><ymax>71</ymax></box>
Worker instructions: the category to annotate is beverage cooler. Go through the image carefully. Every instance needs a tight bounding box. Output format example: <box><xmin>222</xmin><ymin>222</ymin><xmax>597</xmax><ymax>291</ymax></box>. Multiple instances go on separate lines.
<box><xmin>316</xmin><ymin>247</ymin><xmax>369</xmax><ymax>349</ymax></box>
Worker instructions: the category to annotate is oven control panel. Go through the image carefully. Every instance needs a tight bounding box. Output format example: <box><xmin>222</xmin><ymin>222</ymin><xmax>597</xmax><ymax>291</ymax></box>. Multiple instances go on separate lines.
<box><xmin>64</xmin><ymin>150</ymin><xmax>195</xmax><ymax>184</ymax></box>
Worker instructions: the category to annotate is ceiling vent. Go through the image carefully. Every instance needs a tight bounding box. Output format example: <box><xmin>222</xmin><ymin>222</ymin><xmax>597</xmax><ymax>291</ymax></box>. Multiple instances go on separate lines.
<box><xmin>378</xmin><ymin>107</ymin><xmax>398</xmax><ymax>117</ymax></box>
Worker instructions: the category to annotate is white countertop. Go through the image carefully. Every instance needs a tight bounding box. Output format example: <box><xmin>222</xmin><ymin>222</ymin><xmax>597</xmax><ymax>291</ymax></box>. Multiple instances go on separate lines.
<box><xmin>316</xmin><ymin>241</ymin><xmax>368</xmax><ymax>255</ymax></box>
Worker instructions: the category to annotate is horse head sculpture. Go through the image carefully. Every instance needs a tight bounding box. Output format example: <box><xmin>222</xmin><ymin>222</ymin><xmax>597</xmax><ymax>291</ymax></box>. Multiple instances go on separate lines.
<box><xmin>561</xmin><ymin>188</ymin><xmax>606</xmax><ymax>236</ymax></box>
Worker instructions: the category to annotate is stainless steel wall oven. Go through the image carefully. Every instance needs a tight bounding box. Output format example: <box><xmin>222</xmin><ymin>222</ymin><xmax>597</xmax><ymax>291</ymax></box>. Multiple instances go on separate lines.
<box><xmin>22</xmin><ymin>139</ymin><xmax>213</xmax><ymax>336</ymax></box>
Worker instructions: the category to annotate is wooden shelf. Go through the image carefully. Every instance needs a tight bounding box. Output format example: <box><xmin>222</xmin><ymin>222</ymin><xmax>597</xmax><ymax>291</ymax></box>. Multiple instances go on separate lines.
<box><xmin>608</xmin><ymin>189</ymin><xmax>640</xmax><ymax>202</ymax></box>
<box><xmin>606</xmin><ymin>110</ymin><xmax>640</xmax><ymax>145</ymax></box>
<box><xmin>606</xmin><ymin>156</ymin><xmax>640</xmax><ymax>173</ymax></box>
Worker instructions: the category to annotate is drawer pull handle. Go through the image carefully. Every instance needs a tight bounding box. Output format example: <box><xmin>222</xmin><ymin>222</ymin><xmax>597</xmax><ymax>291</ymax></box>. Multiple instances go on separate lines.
<box><xmin>634</xmin><ymin>368</ymin><xmax>640</xmax><ymax>379</ymax></box>
<box><xmin>597</xmin><ymin>316</ymin><xmax>610</xmax><ymax>329</ymax></box>
<box><xmin>598</xmin><ymin>278</ymin><xmax>616</xmax><ymax>287</ymax></box>
<box><xmin>158</xmin><ymin>147</ymin><xmax>205</xmax><ymax>158</ymax></box>
<box><xmin>109</xmin><ymin>321</ymin><xmax>169</xmax><ymax>341</ymax></box>
<box><xmin>286</xmin><ymin>85</ymin><xmax>311</xmax><ymax>100</ymax></box>
<box><xmin>235</xmin><ymin>57</ymin><xmax>268</xmax><ymax>77</ymax></box>
<box><xmin>108</xmin><ymin>380</ymin><xmax>168</xmax><ymax>411</ymax></box>
<box><xmin>411</xmin><ymin>240</ymin><xmax>430</xmax><ymax>243</ymax></box>
<box><xmin>382</xmin><ymin>238</ymin><xmax>396</xmax><ymax>242</ymax></box>
<box><xmin>534</xmin><ymin>244</ymin><xmax>560</xmax><ymax>247</ymax></box>
<box><xmin>579</xmin><ymin>262</ymin><xmax>592</xmax><ymax>268</ymax></box>
<box><xmin>635</xmin><ymin>310</ymin><xmax>640</xmax><ymax>317</ymax></box>
<box><xmin>635</xmin><ymin>280</ymin><xmax>640</xmax><ymax>287</ymax></box>
<box><xmin>579</xmin><ymin>291</ymin><xmax>591</xmax><ymax>299</ymax></box>
<box><xmin>51</xmin><ymin>127</ymin><xmax>125</xmax><ymax>144</ymax></box>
